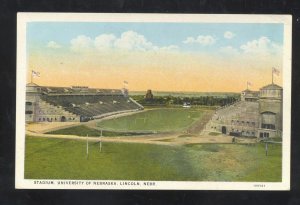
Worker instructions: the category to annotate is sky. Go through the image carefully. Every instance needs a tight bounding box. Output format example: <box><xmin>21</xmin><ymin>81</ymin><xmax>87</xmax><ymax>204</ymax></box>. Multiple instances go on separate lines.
<box><xmin>27</xmin><ymin>22</ymin><xmax>284</xmax><ymax>92</ymax></box>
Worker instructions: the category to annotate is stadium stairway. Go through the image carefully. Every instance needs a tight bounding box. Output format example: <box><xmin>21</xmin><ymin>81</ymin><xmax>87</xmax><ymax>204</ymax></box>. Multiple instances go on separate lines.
<box><xmin>36</xmin><ymin>99</ymin><xmax>79</xmax><ymax>122</ymax></box>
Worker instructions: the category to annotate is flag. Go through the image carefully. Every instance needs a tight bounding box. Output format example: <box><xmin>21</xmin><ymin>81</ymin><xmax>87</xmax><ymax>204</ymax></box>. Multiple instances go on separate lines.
<box><xmin>32</xmin><ymin>70</ymin><xmax>40</xmax><ymax>77</ymax></box>
<box><xmin>247</xmin><ymin>81</ymin><xmax>252</xmax><ymax>87</ymax></box>
<box><xmin>123</xmin><ymin>80</ymin><xmax>128</xmax><ymax>85</ymax></box>
<box><xmin>272</xmin><ymin>67</ymin><xmax>280</xmax><ymax>76</ymax></box>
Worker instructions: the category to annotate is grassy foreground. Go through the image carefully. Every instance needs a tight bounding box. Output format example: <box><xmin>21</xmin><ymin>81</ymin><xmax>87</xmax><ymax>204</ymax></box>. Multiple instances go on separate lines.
<box><xmin>96</xmin><ymin>108</ymin><xmax>205</xmax><ymax>132</ymax></box>
<box><xmin>25</xmin><ymin>136</ymin><xmax>282</xmax><ymax>182</ymax></box>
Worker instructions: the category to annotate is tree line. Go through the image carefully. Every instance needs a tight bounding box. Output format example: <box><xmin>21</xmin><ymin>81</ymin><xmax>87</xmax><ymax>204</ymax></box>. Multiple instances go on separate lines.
<box><xmin>132</xmin><ymin>95</ymin><xmax>240</xmax><ymax>107</ymax></box>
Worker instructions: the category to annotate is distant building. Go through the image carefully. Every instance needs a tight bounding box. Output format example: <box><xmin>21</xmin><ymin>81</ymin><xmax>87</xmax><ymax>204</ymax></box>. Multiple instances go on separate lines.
<box><xmin>145</xmin><ymin>89</ymin><xmax>154</xmax><ymax>100</ymax></box>
<box><xmin>183</xmin><ymin>102</ymin><xmax>191</xmax><ymax>108</ymax></box>
<box><xmin>206</xmin><ymin>83</ymin><xmax>283</xmax><ymax>138</ymax></box>
<box><xmin>241</xmin><ymin>89</ymin><xmax>259</xmax><ymax>102</ymax></box>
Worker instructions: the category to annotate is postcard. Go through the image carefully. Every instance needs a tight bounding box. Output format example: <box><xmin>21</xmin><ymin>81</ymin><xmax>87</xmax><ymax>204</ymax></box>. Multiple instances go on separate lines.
<box><xmin>16</xmin><ymin>13</ymin><xmax>291</xmax><ymax>190</ymax></box>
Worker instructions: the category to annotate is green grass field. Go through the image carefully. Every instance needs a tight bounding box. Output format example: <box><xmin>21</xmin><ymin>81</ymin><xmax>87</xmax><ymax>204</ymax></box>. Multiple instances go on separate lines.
<box><xmin>25</xmin><ymin>136</ymin><xmax>282</xmax><ymax>182</ymax></box>
<box><xmin>96</xmin><ymin>108</ymin><xmax>205</xmax><ymax>132</ymax></box>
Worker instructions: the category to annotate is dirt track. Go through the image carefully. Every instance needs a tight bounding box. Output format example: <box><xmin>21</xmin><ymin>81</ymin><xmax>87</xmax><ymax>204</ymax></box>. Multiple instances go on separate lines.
<box><xmin>186</xmin><ymin>110</ymin><xmax>215</xmax><ymax>134</ymax></box>
<box><xmin>26</xmin><ymin>128</ymin><xmax>257</xmax><ymax>146</ymax></box>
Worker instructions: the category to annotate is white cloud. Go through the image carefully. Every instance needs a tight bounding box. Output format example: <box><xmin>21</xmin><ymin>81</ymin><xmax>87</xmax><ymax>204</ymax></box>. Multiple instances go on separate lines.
<box><xmin>94</xmin><ymin>34</ymin><xmax>116</xmax><ymax>51</ymax></box>
<box><xmin>224</xmin><ymin>31</ymin><xmax>235</xmax><ymax>39</ymax></box>
<box><xmin>159</xmin><ymin>45</ymin><xmax>179</xmax><ymax>51</ymax></box>
<box><xmin>47</xmin><ymin>41</ymin><xmax>61</xmax><ymax>49</ymax></box>
<box><xmin>114</xmin><ymin>31</ymin><xmax>155</xmax><ymax>51</ymax></box>
<box><xmin>219</xmin><ymin>46</ymin><xmax>239</xmax><ymax>55</ymax></box>
<box><xmin>70</xmin><ymin>31</ymin><xmax>178</xmax><ymax>53</ymax></box>
<box><xmin>183</xmin><ymin>37</ymin><xmax>196</xmax><ymax>44</ymax></box>
<box><xmin>240</xmin><ymin>36</ymin><xmax>281</xmax><ymax>55</ymax></box>
<box><xmin>70</xmin><ymin>35</ymin><xmax>93</xmax><ymax>52</ymax></box>
<box><xmin>183</xmin><ymin>35</ymin><xmax>216</xmax><ymax>46</ymax></box>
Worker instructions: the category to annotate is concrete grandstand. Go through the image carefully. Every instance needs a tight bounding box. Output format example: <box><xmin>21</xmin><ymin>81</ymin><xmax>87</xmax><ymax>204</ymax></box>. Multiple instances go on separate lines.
<box><xmin>25</xmin><ymin>83</ymin><xmax>143</xmax><ymax>123</ymax></box>
<box><xmin>205</xmin><ymin>83</ymin><xmax>283</xmax><ymax>139</ymax></box>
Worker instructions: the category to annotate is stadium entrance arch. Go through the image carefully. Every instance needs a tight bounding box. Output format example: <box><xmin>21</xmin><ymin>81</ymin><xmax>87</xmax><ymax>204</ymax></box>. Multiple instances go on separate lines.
<box><xmin>61</xmin><ymin>116</ymin><xmax>66</xmax><ymax>122</ymax></box>
<box><xmin>222</xmin><ymin>126</ymin><xmax>226</xmax><ymax>134</ymax></box>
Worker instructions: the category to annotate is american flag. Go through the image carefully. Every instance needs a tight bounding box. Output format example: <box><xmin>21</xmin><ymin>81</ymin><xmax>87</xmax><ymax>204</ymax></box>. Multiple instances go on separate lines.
<box><xmin>32</xmin><ymin>70</ymin><xmax>40</xmax><ymax>77</ymax></box>
<box><xmin>272</xmin><ymin>67</ymin><xmax>280</xmax><ymax>76</ymax></box>
<box><xmin>123</xmin><ymin>81</ymin><xmax>128</xmax><ymax>85</ymax></box>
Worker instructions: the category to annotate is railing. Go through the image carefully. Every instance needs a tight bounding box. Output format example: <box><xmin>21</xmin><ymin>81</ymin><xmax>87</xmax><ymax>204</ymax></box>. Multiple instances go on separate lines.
<box><xmin>129</xmin><ymin>97</ymin><xmax>144</xmax><ymax>109</ymax></box>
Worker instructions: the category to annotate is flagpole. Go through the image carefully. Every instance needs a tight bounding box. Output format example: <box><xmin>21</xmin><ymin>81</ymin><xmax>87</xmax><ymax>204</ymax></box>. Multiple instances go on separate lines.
<box><xmin>31</xmin><ymin>70</ymin><xmax>33</xmax><ymax>83</ymax></box>
<box><xmin>99</xmin><ymin>130</ymin><xmax>102</xmax><ymax>152</ymax></box>
<box><xmin>272</xmin><ymin>68</ymin><xmax>274</xmax><ymax>84</ymax></box>
<box><xmin>86</xmin><ymin>134</ymin><xmax>89</xmax><ymax>159</ymax></box>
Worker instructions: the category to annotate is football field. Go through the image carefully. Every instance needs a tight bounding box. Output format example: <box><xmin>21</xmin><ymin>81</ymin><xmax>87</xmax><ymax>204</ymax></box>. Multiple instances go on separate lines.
<box><xmin>95</xmin><ymin>108</ymin><xmax>207</xmax><ymax>132</ymax></box>
<box><xmin>47</xmin><ymin>108</ymin><xmax>211</xmax><ymax>137</ymax></box>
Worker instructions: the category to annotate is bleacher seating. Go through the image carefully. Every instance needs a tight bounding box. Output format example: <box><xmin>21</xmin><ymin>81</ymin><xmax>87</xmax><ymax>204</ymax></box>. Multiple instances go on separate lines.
<box><xmin>40</xmin><ymin>93</ymin><xmax>142</xmax><ymax>119</ymax></box>
<box><xmin>212</xmin><ymin>101</ymin><xmax>259</xmax><ymax>122</ymax></box>
<box><xmin>205</xmin><ymin>100</ymin><xmax>260</xmax><ymax>136</ymax></box>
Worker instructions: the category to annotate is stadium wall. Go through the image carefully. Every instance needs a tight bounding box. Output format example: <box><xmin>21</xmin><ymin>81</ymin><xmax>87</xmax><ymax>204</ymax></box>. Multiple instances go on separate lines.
<box><xmin>205</xmin><ymin>83</ymin><xmax>283</xmax><ymax>139</ymax></box>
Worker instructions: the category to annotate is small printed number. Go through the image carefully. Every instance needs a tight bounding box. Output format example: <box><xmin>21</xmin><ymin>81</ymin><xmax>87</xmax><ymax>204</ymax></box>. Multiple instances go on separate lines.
<box><xmin>254</xmin><ymin>184</ymin><xmax>266</xmax><ymax>187</ymax></box>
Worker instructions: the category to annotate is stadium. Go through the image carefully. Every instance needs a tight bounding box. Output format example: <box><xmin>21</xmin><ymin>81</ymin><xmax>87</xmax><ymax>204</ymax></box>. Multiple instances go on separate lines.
<box><xmin>26</xmin><ymin>80</ymin><xmax>283</xmax><ymax>139</ymax></box>
<box><xmin>25</xmin><ymin>83</ymin><xmax>143</xmax><ymax>123</ymax></box>
<box><xmin>24</xmin><ymin>72</ymin><xmax>283</xmax><ymax>182</ymax></box>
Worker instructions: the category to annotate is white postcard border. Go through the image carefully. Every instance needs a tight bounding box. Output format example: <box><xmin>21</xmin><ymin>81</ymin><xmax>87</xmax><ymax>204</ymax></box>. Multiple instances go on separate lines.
<box><xmin>16</xmin><ymin>13</ymin><xmax>292</xmax><ymax>190</ymax></box>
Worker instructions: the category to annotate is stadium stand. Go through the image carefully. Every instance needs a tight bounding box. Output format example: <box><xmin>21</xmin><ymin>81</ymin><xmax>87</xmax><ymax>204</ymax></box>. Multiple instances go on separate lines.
<box><xmin>26</xmin><ymin>84</ymin><xmax>143</xmax><ymax>122</ymax></box>
<box><xmin>205</xmin><ymin>83</ymin><xmax>283</xmax><ymax>138</ymax></box>
<box><xmin>206</xmin><ymin>100</ymin><xmax>259</xmax><ymax>137</ymax></box>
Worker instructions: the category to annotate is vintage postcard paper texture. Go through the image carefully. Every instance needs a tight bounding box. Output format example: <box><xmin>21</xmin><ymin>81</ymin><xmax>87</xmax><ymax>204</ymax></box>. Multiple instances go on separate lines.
<box><xmin>16</xmin><ymin>13</ymin><xmax>291</xmax><ymax>190</ymax></box>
